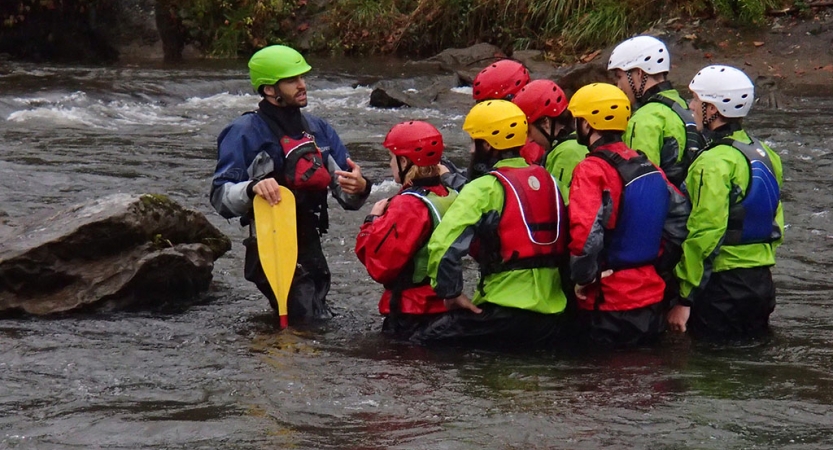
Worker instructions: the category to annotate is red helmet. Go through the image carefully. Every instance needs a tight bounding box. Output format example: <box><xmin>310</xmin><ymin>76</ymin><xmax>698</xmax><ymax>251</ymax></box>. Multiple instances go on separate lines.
<box><xmin>472</xmin><ymin>59</ymin><xmax>530</xmax><ymax>102</ymax></box>
<box><xmin>382</xmin><ymin>121</ymin><xmax>444</xmax><ymax>167</ymax></box>
<box><xmin>512</xmin><ymin>79</ymin><xmax>569</xmax><ymax>124</ymax></box>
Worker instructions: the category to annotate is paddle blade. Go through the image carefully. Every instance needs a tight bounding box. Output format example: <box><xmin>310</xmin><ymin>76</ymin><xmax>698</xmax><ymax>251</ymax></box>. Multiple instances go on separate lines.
<box><xmin>253</xmin><ymin>187</ymin><xmax>298</xmax><ymax>328</ymax></box>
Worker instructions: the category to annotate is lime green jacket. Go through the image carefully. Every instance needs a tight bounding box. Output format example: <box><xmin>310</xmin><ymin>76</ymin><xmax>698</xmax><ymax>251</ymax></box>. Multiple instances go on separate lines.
<box><xmin>544</xmin><ymin>135</ymin><xmax>588</xmax><ymax>203</ymax></box>
<box><xmin>625</xmin><ymin>88</ymin><xmax>688</xmax><ymax>171</ymax></box>
<box><xmin>427</xmin><ymin>157</ymin><xmax>568</xmax><ymax>314</ymax></box>
<box><xmin>675</xmin><ymin>129</ymin><xmax>784</xmax><ymax>301</ymax></box>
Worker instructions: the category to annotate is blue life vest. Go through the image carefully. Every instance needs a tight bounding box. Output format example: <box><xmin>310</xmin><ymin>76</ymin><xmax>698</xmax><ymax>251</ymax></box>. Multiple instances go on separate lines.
<box><xmin>721</xmin><ymin>138</ymin><xmax>781</xmax><ymax>245</ymax></box>
<box><xmin>588</xmin><ymin>149</ymin><xmax>669</xmax><ymax>269</ymax></box>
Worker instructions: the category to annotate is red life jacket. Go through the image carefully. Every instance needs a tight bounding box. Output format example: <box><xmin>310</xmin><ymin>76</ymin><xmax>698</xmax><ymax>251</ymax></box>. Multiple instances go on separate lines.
<box><xmin>255</xmin><ymin>110</ymin><xmax>331</xmax><ymax>192</ymax></box>
<box><xmin>478</xmin><ymin>165</ymin><xmax>568</xmax><ymax>275</ymax></box>
<box><xmin>277</xmin><ymin>133</ymin><xmax>331</xmax><ymax>191</ymax></box>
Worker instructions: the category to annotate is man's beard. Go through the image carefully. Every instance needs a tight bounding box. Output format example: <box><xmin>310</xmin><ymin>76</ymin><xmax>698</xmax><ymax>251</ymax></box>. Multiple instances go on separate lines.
<box><xmin>467</xmin><ymin>146</ymin><xmax>498</xmax><ymax>181</ymax></box>
<box><xmin>576</xmin><ymin>120</ymin><xmax>591</xmax><ymax>147</ymax></box>
<box><xmin>278</xmin><ymin>90</ymin><xmax>307</xmax><ymax>108</ymax></box>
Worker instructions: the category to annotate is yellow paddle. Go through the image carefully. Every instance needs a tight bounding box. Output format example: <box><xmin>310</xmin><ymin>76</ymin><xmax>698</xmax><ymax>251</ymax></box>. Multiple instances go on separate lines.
<box><xmin>253</xmin><ymin>186</ymin><xmax>297</xmax><ymax>328</ymax></box>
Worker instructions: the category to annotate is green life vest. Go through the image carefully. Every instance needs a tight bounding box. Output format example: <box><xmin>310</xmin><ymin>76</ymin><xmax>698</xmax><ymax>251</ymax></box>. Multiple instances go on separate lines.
<box><xmin>400</xmin><ymin>187</ymin><xmax>458</xmax><ymax>285</ymax></box>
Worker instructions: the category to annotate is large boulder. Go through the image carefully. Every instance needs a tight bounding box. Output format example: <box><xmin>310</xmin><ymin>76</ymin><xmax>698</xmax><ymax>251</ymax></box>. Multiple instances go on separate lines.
<box><xmin>369</xmin><ymin>74</ymin><xmax>464</xmax><ymax>109</ymax></box>
<box><xmin>418</xmin><ymin>43</ymin><xmax>507</xmax><ymax>72</ymax></box>
<box><xmin>0</xmin><ymin>194</ymin><xmax>231</xmax><ymax>315</ymax></box>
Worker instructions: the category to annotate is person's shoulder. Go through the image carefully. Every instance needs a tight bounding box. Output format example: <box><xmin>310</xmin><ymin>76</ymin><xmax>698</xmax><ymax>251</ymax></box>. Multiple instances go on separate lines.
<box><xmin>223</xmin><ymin>111</ymin><xmax>264</xmax><ymax>132</ymax></box>
<box><xmin>637</xmin><ymin>99</ymin><xmax>676</xmax><ymax>119</ymax></box>
<box><xmin>459</xmin><ymin>173</ymin><xmax>500</xmax><ymax>195</ymax></box>
<box><xmin>301</xmin><ymin>112</ymin><xmax>333</xmax><ymax>130</ymax></box>
<box><xmin>692</xmin><ymin>144</ymin><xmax>738</xmax><ymax>171</ymax></box>
<box><xmin>659</xmin><ymin>88</ymin><xmax>686</xmax><ymax>104</ymax></box>
<box><xmin>555</xmin><ymin>137</ymin><xmax>584</xmax><ymax>151</ymax></box>
<box><xmin>575</xmin><ymin>151</ymin><xmax>605</xmax><ymax>165</ymax></box>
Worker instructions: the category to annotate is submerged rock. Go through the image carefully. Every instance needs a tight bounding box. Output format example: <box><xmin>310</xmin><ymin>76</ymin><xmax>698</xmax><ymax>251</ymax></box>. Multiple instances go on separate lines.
<box><xmin>0</xmin><ymin>194</ymin><xmax>231</xmax><ymax>315</ymax></box>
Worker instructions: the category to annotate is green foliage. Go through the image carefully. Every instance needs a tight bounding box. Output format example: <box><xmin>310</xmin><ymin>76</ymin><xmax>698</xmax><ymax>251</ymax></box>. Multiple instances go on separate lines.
<box><xmin>684</xmin><ymin>0</ymin><xmax>791</xmax><ymax>26</ymax></box>
<box><xmin>708</xmin><ymin>0</ymin><xmax>783</xmax><ymax>26</ymax></box>
<box><xmin>174</xmin><ymin>0</ymin><xmax>298</xmax><ymax>58</ymax></box>
<box><xmin>319</xmin><ymin>0</ymin><xmax>658</xmax><ymax>57</ymax></box>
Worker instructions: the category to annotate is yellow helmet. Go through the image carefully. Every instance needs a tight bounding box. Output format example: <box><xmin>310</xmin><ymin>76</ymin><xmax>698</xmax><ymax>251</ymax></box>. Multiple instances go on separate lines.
<box><xmin>462</xmin><ymin>100</ymin><xmax>528</xmax><ymax>150</ymax></box>
<box><xmin>567</xmin><ymin>83</ymin><xmax>631</xmax><ymax>131</ymax></box>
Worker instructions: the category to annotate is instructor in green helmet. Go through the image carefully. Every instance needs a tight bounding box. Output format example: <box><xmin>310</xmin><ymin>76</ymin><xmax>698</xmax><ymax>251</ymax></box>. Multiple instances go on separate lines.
<box><xmin>210</xmin><ymin>45</ymin><xmax>372</xmax><ymax>322</ymax></box>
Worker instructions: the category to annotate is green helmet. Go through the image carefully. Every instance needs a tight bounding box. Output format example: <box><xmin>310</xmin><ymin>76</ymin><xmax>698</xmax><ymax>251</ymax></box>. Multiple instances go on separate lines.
<box><xmin>248</xmin><ymin>45</ymin><xmax>312</xmax><ymax>92</ymax></box>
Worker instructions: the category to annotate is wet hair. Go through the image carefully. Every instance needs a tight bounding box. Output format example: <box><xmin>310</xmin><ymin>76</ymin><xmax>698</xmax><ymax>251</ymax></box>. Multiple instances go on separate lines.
<box><xmin>402</xmin><ymin>164</ymin><xmax>439</xmax><ymax>186</ymax></box>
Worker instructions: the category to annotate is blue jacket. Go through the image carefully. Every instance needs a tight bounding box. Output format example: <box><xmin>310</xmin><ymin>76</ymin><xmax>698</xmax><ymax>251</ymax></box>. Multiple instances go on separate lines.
<box><xmin>210</xmin><ymin>111</ymin><xmax>368</xmax><ymax>219</ymax></box>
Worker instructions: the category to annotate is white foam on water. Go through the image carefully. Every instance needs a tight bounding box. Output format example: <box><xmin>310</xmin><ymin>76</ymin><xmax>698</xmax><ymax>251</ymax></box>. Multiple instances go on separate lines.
<box><xmin>183</xmin><ymin>92</ymin><xmax>257</xmax><ymax>110</ymax></box>
<box><xmin>7</xmin><ymin>106</ymin><xmax>105</xmax><ymax>129</ymax></box>
<box><xmin>451</xmin><ymin>86</ymin><xmax>473</xmax><ymax>95</ymax></box>
<box><xmin>371</xmin><ymin>179</ymin><xmax>400</xmax><ymax>195</ymax></box>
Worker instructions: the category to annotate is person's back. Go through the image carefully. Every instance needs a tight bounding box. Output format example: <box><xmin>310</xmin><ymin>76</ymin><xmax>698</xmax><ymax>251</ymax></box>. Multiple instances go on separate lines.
<box><xmin>544</xmin><ymin>135</ymin><xmax>587</xmax><ymax>202</ymax></box>
<box><xmin>439</xmin><ymin>159</ymin><xmax>568</xmax><ymax>314</ymax></box>
<box><xmin>567</xmin><ymin>83</ymin><xmax>676</xmax><ymax>346</ymax></box>
<box><xmin>669</xmin><ymin>65</ymin><xmax>784</xmax><ymax>340</ymax></box>
<box><xmin>414</xmin><ymin>100</ymin><xmax>569</xmax><ymax>348</ymax></box>
<box><xmin>356</xmin><ymin>121</ymin><xmax>456</xmax><ymax>337</ymax></box>
<box><xmin>624</xmin><ymin>85</ymin><xmax>688</xmax><ymax>179</ymax></box>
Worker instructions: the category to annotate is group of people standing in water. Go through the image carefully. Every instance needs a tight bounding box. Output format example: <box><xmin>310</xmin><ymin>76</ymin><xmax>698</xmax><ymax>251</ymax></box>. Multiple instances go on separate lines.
<box><xmin>211</xmin><ymin>36</ymin><xmax>784</xmax><ymax>348</ymax></box>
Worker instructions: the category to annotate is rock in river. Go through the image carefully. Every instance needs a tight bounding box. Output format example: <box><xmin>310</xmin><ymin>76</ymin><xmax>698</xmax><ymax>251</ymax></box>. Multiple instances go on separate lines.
<box><xmin>0</xmin><ymin>194</ymin><xmax>231</xmax><ymax>315</ymax></box>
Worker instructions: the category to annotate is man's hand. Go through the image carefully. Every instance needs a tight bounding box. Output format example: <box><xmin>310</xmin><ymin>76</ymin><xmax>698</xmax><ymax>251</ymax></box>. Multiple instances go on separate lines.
<box><xmin>667</xmin><ymin>304</ymin><xmax>691</xmax><ymax>333</ymax></box>
<box><xmin>370</xmin><ymin>198</ymin><xmax>389</xmax><ymax>216</ymax></box>
<box><xmin>253</xmin><ymin>178</ymin><xmax>282</xmax><ymax>205</ymax></box>
<box><xmin>443</xmin><ymin>294</ymin><xmax>482</xmax><ymax>314</ymax></box>
<box><xmin>437</xmin><ymin>163</ymin><xmax>450</xmax><ymax>176</ymax></box>
<box><xmin>335</xmin><ymin>158</ymin><xmax>368</xmax><ymax>195</ymax></box>
<box><xmin>574</xmin><ymin>269</ymin><xmax>613</xmax><ymax>300</ymax></box>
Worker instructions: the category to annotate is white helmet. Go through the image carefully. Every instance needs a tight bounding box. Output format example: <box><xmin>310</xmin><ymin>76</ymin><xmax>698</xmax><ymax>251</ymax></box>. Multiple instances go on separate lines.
<box><xmin>689</xmin><ymin>65</ymin><xmax>755</xmax><ymax>118</ymax></box>
<box><xmin>607</xmin><ymin>35</ymin><xmax>670</xmax><ymax>74</ymax></box>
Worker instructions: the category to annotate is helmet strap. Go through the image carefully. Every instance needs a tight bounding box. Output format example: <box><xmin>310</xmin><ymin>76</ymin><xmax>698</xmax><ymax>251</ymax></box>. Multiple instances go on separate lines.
<box><xmin>396</xmin><ymin>157</ymin><xmax>412</xmax><ymax>186</ymax></box>
<box><xmin>701</xmin><ymin>103</ymin><xmax>720</xmax><ymax>129</ymax></box>
<box><xmin>576</xmin><ymin>119</ymin><xmax>592</xmax><ymax>147</ymax></box>
<box><xmin>534</xmin><ymin>119</ymin><xmax>555</xmax><ymax>148</ymax></box>
<box><xmin>261</xmin><ymin>85</ymin><xmax>284</xmax><ymax>104</ymax></box>
<box><xmin>627</xmin><ymin>70</ymin><xmax>648</xmax><ymax>100</ymax></box>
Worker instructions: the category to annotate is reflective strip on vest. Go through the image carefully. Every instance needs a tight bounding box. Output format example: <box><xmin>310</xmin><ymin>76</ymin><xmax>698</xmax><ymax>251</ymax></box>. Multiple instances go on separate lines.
<box><xmin>487</xmin><ymin>165</ymin><xmax>567</xmax><ymax>270</ymax></box>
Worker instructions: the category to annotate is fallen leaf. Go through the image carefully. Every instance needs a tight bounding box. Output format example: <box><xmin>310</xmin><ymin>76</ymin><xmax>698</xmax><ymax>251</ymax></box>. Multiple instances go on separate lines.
<box><xmin>718</xmin><ymin>40</ymin><xmax>729</xmax><ymax>49</ymax></box>
<box><xmin>744</xmin><ymin>61</ymin><xmax>752</xmax><ymax>66</ymax></box>
<box><xmin>684</xmin><ymin>34</ymin><xmax>697</xmax><ymax>40</ymax></box>
<box><xmin>580</xmin><ymin>50</ymin><xmax>601</xmax><ymax>63</ymax></box>
<box><xmin>297</xmin><ymin>22</ymin><xmax>309</xmax><ymax>32</ymax></box>
<box><xmin>704</xmin><ymin>52</ymin><xmax>713</xmax><ymax>59</ymax></box>
<box><xmin>820</xmin><ymin>64</ymin><xmax>833</xmax><ymax>73</ymax></box>
<box><xmin>795</xmin><ymin>69</ymin><xmax>805</xmax><ymax>76</ymax></box>
<box><xmin>753</xmin><ymin>41</ymin><xmax>765</xmax><ymax>47</ymax></box>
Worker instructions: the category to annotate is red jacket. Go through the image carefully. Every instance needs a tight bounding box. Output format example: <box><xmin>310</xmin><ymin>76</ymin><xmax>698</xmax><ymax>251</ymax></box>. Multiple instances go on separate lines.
<box><xmin>355</xmin><ymin>184</ymin><xmax>450</xmax><ymax>315</ymax></box>
<box><xmin>568</xmin><ymin>139</ymin><xmax>665</xmax><ymax>311</ymax></box>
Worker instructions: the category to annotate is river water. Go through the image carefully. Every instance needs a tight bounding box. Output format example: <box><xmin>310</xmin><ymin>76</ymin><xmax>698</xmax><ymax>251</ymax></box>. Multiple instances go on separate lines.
<box><xmin>1</xmin><ymin>58</ymin><xmax>832</xmax><ymax>449</ymax></box>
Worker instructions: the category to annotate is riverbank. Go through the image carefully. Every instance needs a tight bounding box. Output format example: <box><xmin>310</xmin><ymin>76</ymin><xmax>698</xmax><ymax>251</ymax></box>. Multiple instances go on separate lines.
<box><xmin>650</xmin><ymin>10</ymin><xmax>833</xmax><ymax>95</ymax></box>
<box><xmin>152</xmin><ymin>8</ymin><xmax>833</xmax><ymax>97</ymax></box>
